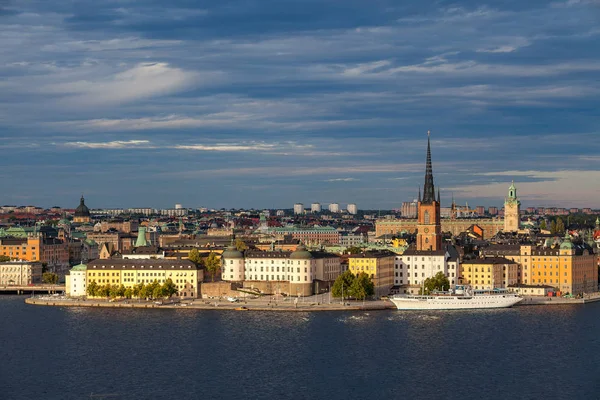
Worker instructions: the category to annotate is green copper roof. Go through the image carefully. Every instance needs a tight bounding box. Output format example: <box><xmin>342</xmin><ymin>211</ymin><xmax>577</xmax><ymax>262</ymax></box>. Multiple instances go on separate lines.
<box><xmin>560</xmin><ymin>232</ymin><xmax>574</xmax><ymax>250</ymax></box>
<box><xmin>70</xmin><ymin>263</ymin><xmax>87</xmax><ymax>271</ymax></box>
<box><xmin>290</xmin><ymin>244</ymin><xmax>313</xmax><ymax>259</ymax></box>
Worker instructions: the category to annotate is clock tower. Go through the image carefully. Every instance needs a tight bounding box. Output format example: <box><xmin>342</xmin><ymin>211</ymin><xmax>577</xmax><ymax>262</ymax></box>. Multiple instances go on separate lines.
<box><xmin>417</xmin><ymin>131</ymin><xmax>442</xmax><ymax>251</ymax></box>
<box><xmin>503</xmin><ymin>181</ymin><xmax>521</xmax><ymax>232</ymax></box>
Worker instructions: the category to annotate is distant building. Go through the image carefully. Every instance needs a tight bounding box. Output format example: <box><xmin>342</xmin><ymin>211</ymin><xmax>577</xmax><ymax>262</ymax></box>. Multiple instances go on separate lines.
<box><xmin>328</xmin><ymin>203</ymin><xmax>340</xmax><ymax>213</ymax></box>
<box><xmin>0</xmin><ymin>261</ymin><xmax>42</xmax><ymax>286</ymax></box>
<box><xmin>348</xmin><ymin>251</ymin><xmax>396</xmax><ymax>297</ymax></box>
<box><xmin>293</xmin><ymin>203</ymin><xmax>304</xmax><ymax>215</ymax></box>
<box><xmin>66</xmin><ymin>263</ymin><xmax>87</xmax><ymax>297</ymax></box>
<box><xmin>476</xmin><ymin>206</ymin><xmax>485</xmax><ymax>216</ymax></box>
<box><xmin>73</xmin><ymin>196</ymin><xmax>91</xmax><ymax>224</ymax></box>
<box><xmin>347</xmin><ymin>203</ymin><xmax>357</xmax><ymax>215</ymax></box>
<box><xmin>461</xmin><ymin>258</ymin><xmax>519</xmax><ymax>290</ymax></box>
<box><xmin>311</xmin><ymin>203</ymin><xmax>322</xmax><ymax>213</ymax></box>
<box><xmin>220</xmin><ymin>245</ymin><xmax>341</xmax><ymax>296</ymax></box>
<box><xmin>401</xmin><ymin>201</ymin><xmax>418</xmax><ymax>218</ymax></box>
<box><xmin>86</xmin><ymin>259</ymin><xmax>202</xmax><ymax>298</ymax></box>
<box><xmin>504</xmin><ymin>182</ymin><xmax>521</xmax><ymax>232</ymax></box>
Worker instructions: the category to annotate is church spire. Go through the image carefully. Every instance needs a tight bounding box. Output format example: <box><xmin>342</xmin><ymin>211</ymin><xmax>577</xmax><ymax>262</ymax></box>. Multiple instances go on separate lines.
<box><xmin>422</xmin><ymin>130</ymin><xmax>436</xmax><ymax>203</ymax></box>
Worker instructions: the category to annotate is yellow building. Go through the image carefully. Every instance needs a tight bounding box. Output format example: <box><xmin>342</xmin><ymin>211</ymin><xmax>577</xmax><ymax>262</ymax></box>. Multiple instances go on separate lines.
<box><xmin>482</xmin><ymin>235</ymin><xmax>597</xmax><ymax>295</ymax></box>
<box><xmin>86</xmin><ymin>259</ymin><xmax>202</xmax><ymax>298</ymax></box>
<box><xmin>461</xmin><ymin>257</ymin><xmax>518</xmax><ymax>290</ymax></box>
<box><xmin>348</xmin><ymin>251</ymin><xmax>395</xmax><ymax>297</ymax></box>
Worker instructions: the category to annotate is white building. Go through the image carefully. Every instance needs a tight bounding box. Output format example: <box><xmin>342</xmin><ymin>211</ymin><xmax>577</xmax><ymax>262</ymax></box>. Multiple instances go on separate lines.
<box><xmin>392</xmin><ymin>246</ymin><xmax>460</xmax><ymax>294</ymax></box>
<box><xmin>0</xmin><ymin>261</ymin><xmax>42</xmax><ymax>286</ymax></box>
<box><xmin>220</xmin><ymin>246</ymin><xmax>342</xmax><ymax>292</ymax></box>
<box><xmin>293</xmin><ymin>203</ymin><xmax>304</xmax><ymax>215</ymax></box>
<box><xmin>328</xmin><ymin>203</ymin><xmax>340</xmax><ymax>213</ymax></box>
<box><xmin>347</xmin><ymin>203</ymin><xmax>357</xmax><ymax>215</ymax></box>
<box><xmin>311</xmin><ymin>203</ymin><xmax>322</xmax><ymax>213</ymax></box>
<box><xmin>340</xmin><ymin>233</ymin><xmax>365</xmax><ymax>247</ymax></box>
<box><xmin>66</xmin><ymin>263</ymin><xmax>87</xmax><ymax>297</ymax></box>
<box><xmin>175</xmin><ymin>203</ymin><xmax>183</xmax><ymax>210</ymax></box>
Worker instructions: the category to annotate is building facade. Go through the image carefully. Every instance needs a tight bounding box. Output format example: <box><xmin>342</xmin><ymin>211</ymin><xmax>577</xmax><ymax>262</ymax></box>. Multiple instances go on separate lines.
<box><xmin>348</xmin><ymin>251</ymin><xmax>395</xmax><ymax>297</ymax></box>
<box><xmin>86</xmin><ymin>259</ymin><xmax>202</xmax><ymax>298</ymax></box>
<box><xmin>461</xmin><ymin>258</ymin><xmax>519</xmax><ymax>290</ymax></box>
<box><xmin>393</xmin><ymin>246</ymin><xmax>460</xmax><ymax>294</ymax></box>
<box><xmin>0</xmin><ymin>261</ymin><xmax>42</xmax><ymax>285</ymax></box>
<box><xmin>504</xmin><ymin>182</ymin><xmax>521</xmax><ymax>232</ymax></box>
<box><xmin>66</xmin><ymin>263</ymin><xmax>87</xmax><ymax>297</ymax></box>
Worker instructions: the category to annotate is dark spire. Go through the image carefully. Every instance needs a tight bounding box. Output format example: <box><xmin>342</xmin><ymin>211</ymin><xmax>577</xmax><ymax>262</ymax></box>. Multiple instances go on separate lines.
<box><xmin>422</xmin><ymin>130</ymin><xmax>436</xmax><ymax>203</ymax></box>
<box><xmin>437</xmin><ymin>188</ymin><xmax>441</xmax><ymax>203</ymax></box>
<box><xmin>418</xmin><ymin>186</ymin><xmax>421</xmax><ymax>202</ymax></box>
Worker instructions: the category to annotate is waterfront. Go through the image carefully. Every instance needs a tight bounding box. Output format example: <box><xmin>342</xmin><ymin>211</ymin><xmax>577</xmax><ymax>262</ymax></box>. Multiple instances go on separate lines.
<box><xmin>2</xmin><ymin>296</ymin><xmax>600</xmax><ymax>400</ymax></box>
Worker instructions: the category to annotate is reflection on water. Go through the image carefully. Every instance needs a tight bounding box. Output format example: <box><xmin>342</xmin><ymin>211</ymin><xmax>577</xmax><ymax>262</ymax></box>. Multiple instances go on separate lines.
<box><xmin>2</xmin><ymin>296</ymin><xmax>600</xmax><ymax>400</ymax></box>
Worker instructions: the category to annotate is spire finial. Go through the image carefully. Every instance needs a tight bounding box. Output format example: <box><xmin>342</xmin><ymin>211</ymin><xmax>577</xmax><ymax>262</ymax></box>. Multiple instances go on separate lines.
<box><xmin>422</xmin><ymin>130</ymin><xmax>435</xmax><ymax>203</ymax></box>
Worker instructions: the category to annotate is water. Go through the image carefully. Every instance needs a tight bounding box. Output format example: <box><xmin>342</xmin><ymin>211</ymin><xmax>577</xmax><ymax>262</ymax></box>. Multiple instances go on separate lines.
<box><xmin>1</xmin><ymin>296</ymin><xmax>599</xmax><ymax>400</ymax></box>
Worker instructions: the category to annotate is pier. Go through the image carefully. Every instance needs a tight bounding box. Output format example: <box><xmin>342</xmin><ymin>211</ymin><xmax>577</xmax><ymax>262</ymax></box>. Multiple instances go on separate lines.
<box><xmin>0</xmin><ymin>285</ymin><xmax>65</xmax><ymax>295</ymax></box>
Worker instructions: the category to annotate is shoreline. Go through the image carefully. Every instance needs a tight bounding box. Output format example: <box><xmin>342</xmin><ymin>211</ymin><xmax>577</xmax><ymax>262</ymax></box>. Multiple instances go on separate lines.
<box><xmin>24</xmin><ymin>297</ymin><xmax>395</xmax><ymax>312</ymax></box>
<box><xmin>24</xmin><ymin>294</ymin><xmax>600</xmax><ymax>311</ymax></box>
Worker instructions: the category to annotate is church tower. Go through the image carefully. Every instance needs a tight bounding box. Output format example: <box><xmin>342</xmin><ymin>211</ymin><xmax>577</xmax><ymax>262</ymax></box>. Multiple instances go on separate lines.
<box><xmin>504</xmin><ymin>181</ymin><xmax>521</xmax><ymax>232</ymax></box>
<box><xmin>417</xmin><ymin>131</ymin><xmax>442</xmax><ymax>251</ymax></box>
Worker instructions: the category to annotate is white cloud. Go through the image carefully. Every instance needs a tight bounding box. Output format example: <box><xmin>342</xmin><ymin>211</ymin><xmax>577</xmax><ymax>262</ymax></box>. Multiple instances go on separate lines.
<box><xmin>63</xmin><ymin>140</ymin><xmax>153</xmax><ymax>149</ymax></box>
<box><xmin>325</xmin><ymin>178</ymin><xmax>358</xmax><ymax>182</ymax></box>
<box><xmin>40</xmin><ymin>62</ymin><xmax>202</xmax><ymax>106</ymax></box>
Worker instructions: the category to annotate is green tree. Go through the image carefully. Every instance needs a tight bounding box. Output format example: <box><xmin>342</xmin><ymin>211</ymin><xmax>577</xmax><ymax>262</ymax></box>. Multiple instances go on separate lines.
<box><xmin>146</xmin><ymin>280</ymin><xmax>160</xmax><ymax>299</ymax></box>
<box><xmin>235</xmin><ymin>239</ymin><xmax>248</xmax><ymax>251</ymax></box>
<box><xmin>349</xmin><ymin>272</ymin><xmax>375</xmax><ymax>300</ymax></box>
<box><xmin>332</xmin><ymin>270</ymin><xmax>355</xmax><ymax>298</ymax></box>
<box><xmin>153</xmin><ymin>285</ymin><xmax>166</xmax><ymax>299</ymax></box>
<box><xmin>346</xmin><ymin>246</ymin><xmax>363</xmax><ymax>255</ymax></box>
<box><xmin>0</xmin><ymin>255</ymin><xmax>10</xmax><ymax>262</ymax></box>
<box><xmin>87</xmin><ymin>280</ymin><xmax>98</xmax><ymax>297</ymax></box>
<box><xmin>42</xmin><ymin>272</ymin><xmax>59</xmax><ymax>284</ymax></box>
<box><xmin>556</xmin><ymin>218</ymin><xmax>565</xmax><ymax>234</ymax></box>
<box><xmin>162</xmin><ymin>278</ymin><xmax>178</xmax><ymax>298</ymax></box>
<box><xmin>97</xmin><ymin>284</ymin><xmax>111</xmax><ymax>298</ymax></box>
<box><xmin>188</xmin><ymin>248</ymin><xmax>203</xmax><ymax>265</ymax></box>
<box><xmin>550</xmin><ymin>220</ymin><xmax>557</xmax><ymax>234</ymax></box>
<box><xmin>539</xmin><ymin>220</ymin><xmax>547</xmax><ymax>231</ymax></box>
<box><xmin>421</xmin><ymin>272</ymin><xmax>450</xmax><ymax>295</ymax></box>
<box><xmin>124</xmin><ymin>287</ymin><xmax>133</xmax><ymax>299</ymax></box>
<box><xmin>133</xmin><ymin>283</ymin><xmax>144</xmax><ymax>298</ymax></box>
<box><xmin>205</xmin><ymin>252</ymin><xmax>221</xmax><ymax>282</ymax></box>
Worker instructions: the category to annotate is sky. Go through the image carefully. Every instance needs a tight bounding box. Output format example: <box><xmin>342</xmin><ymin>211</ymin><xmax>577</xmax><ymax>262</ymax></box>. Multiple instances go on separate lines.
<box><xmin>1</xmin><ymin>0</ymin><xmax>599</xmax><ymax>210</ymax></box>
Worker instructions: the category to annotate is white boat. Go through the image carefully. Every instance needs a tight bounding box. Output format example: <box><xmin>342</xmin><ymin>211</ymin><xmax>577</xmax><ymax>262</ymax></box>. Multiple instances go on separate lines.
<box><xmin>389</xmin><ymin>286</ymin><xmax>522</xmax><ymax>310</ymax></box>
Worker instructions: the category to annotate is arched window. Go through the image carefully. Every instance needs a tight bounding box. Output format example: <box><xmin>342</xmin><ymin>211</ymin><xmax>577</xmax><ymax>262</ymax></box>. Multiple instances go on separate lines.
<box><xmin>424</xmin><ymin>211</ymin><xmax>430</xmax><ymax>224</ymax></box>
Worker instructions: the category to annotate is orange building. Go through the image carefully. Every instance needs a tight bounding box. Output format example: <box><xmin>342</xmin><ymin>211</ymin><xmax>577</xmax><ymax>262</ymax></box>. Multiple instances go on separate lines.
<box><xmin>0</xmin><ymin>235</ymin><xmax>69</xmax><ymax>274</ymax></box>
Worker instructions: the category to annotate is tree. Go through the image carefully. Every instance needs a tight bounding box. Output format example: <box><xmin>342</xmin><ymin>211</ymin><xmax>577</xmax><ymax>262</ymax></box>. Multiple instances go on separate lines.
<box><xmin>124</xmin><ymin>287</ymin><xmax>133</xmax><ymax>299</ymax></box>
<box><xmin>42</xmin><ymin>272</ymin><xmax>59</xmax><ymax>284</ymax></box>
<box><xmin>153</xmin><ymin>285</ymin><xmax>166</xmax><ymax>299</ymax></box>
<box><xmin>97</xmin><ymin>284</ymin><xmax>111</xmax><ymax>298</ymax></box>
<box><xmin>346</xmin><ymin>246</ymin><xmax>363</xmax><ymax>255</ymax></box>
<box><xmin>145</xmin><ymin>280</ymin><xmax>160</xmax><ymax>299</ymax></box>
<box><xmin>162</xmin><ymin>278</ymin><xmax>178</xmax><ymax>298</ymax></box>
<box><xmin>421</xmin><ymin>272</ymin><xmax>450</xmax><ymax>295</ymax></box>
<box><xmin>539</xmin><ymin>220</ymin><xmax>547</xmax><ymax>231</ymax></box>
<box><xmin>205</xmin><ymin>252</ymin><xmax>220</xmax><ymax>282</ymax></box>
<box><xmin>556</xmin><ymin>218</ymin><xmax>565</xmax><ymax>234</ymax></box>
<box><xmin>0</xmin><ymin>255</ymin><xmax>10</xmax><ymax>262</ymax></box>
<box><xmin>550</xmin><ymin>220</ymin><xmax>557</xmax><ymax>234</ymax></box>
<box><xmin>188</xmin><ymin>248</ymin><xmax>203</xmax><ymax>265</ymax></box>
<box><xmin>235</xmin><ymin>239</ymin><xmax>248</xmax><ymax>251</ymax></box>
<box><xmin>350</xmin><ymin>272</ymin><xmax>375</xmax><ymax>300</ymax></box>
<box><xmin>87</xmin><ymin>280</ymin><xmax>98</xmax><ymax>297</ymax></box>
<box><xmin>332</xmin><ymin>270</ymin><xmax>355</xmax><ymax>298</ymax></box>
<box><xmin>133</xmin><ymin>283</ymin><xmax>144</xmax><ymax>298</ymax></box>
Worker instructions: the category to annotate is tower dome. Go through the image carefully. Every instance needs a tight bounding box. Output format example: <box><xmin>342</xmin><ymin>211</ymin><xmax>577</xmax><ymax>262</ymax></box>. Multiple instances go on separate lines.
<box><xmin>560</xmin><ymin>232</ymin><xmax>574</xmax><ymax>250</ymax></box>
<box><xmin>221</xmin><ymin>244</ymin><xmax>243</xmax><ymax>259</ymax></box>
<box><xmin>290</xmin><ymin>244</ymin><xmax>313</xmax><ymax>260</ymax></box>
<box><xmin>73</xmin><ymin>196</ymin><xmax>91</xmax><ymax>223</ymax></box>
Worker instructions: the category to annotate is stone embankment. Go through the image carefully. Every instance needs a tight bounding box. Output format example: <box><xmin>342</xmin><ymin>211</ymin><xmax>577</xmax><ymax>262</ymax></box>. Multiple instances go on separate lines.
<box><xmin>25</xmin><ymin>296</ymin><xmax>396</xmax><ymax>312</ymax></box>
<box><xmin>517</xmin><ymin>292</ymin><xmax>600</xmax><ymax>306</ymax></box>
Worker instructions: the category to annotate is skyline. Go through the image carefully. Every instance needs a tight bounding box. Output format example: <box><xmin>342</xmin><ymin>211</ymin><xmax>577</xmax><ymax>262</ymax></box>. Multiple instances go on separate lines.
<box><xmin>1</xmin><ymin>1</ymin><xmax>600</xmax><ymax>209</ymax></box>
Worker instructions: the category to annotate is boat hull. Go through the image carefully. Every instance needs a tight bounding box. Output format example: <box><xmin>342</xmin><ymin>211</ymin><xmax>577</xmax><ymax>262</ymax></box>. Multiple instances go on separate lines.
<box><xmin>389</xmin><ymin>294</ymin><xmax>522</xmax><ymax>310</ymax></box>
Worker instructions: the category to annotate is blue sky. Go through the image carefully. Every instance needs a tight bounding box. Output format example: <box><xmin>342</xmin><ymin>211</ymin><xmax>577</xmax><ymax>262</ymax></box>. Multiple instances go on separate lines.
<box><xmin>1</xmin><ymin>0</ymin><xmax>599</xmax><ymax>210</ymax></box>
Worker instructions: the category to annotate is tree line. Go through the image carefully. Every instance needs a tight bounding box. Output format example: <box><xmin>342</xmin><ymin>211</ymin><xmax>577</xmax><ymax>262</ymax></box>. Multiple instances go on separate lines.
<box><xmin>86</xmin><ymin>278</ymin><xmax>179</xmax><ymax>299</ymax></box>
<box><xmin>331</xmin><ymin>270</ymin><xmax>375</xmax><ymax>300</ymax></box>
